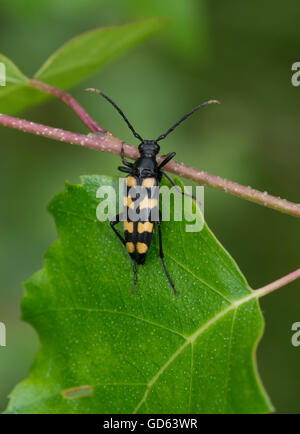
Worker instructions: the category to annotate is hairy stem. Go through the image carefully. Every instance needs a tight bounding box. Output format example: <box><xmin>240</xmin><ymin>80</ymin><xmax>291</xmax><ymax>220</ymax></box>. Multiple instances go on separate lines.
<box><xmin>0</xmin><ymin>87</ymin><xmax>299</xmax><ymax>219</ymax></box>
<box><xmin>255</xmin><ymin>268</ymin><xmax>300</xmax><ymax>298</ymax></box>
<box><xmin>30</xmin><ymin>79</ymin><xmax>104</xmax><ymax>133</ymax></box>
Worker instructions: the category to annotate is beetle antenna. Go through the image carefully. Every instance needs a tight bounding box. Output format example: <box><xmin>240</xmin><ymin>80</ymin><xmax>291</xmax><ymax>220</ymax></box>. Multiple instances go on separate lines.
<box><xmin>85</xmin><ymin>88</ymin><xmax>144</xmax><ymax>142</ymax></box>
<box><xmin>156</xmin><ymin>99</ymin><xmax>220</xmax><ymax>142</ymax></box>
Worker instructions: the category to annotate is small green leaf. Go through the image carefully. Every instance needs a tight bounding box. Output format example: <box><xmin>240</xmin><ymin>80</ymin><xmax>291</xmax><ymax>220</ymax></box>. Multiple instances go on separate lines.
<box><xmin>0</xmin><ymin>19</ymin><xmax>166</xmax><ymax>114</ymax></box>
<box><xmin>0</xmin><ymin>54</ymin><xmax>45</xmax><ymax>115</ymax></box>
<box><xmin>34</xmin><ymin>18</ymin><xmax>167</xmax><ymax>89</ymax></box>
<box><xmin>6</xmin><ymin>176</ymin><xmax>273</xmax><ymax>414</ymax></box>
<box><xmin>0</xmin><ymin>54</ymin><xmax>27</xmax><ymax>85</ymax></box>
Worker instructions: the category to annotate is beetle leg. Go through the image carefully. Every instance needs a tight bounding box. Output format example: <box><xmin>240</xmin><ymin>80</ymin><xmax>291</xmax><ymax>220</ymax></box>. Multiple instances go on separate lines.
<box><xmin>118</xmin><ymin>166</ymin><xmax>131</xmax><ymax>173</ymax></box>
<box><xmin>131</xmin><ymin>259</ymin><xmax>137</xmax><ymax>293</ymax></box>
<box><xmin>158</xmin><ymin>152</ymin><xmax>176</xmax><ymax>169</ymax></box>
<box><xmin>158</xmin><ymin>212</ymin><xmax>177</xmax><ymax>295</ymax></box>
<box><xmin>160</xmin><ymin>170</ymin><xmax>196</xmax><ymax>202</ymax></box>
<box><xmin>110</xmin><ymin>213</ymin><xmax>126</xmax><ymax>246</ymax></box>
<box><xmin>121</xmin><ymin>142</ymin><xmax>133</xmax><ymax>167</ymax></box>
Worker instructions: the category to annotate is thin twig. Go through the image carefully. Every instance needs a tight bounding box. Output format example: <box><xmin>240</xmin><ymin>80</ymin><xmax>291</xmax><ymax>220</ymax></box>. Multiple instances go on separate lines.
<box><xmin>162</xmin><ymin>161</ymin><xmax>300</xmax><ymax>218</ymax></box>
<box><xmin>0</xmin><ymin>111</ymin><xmax>299</xmax><ymax>218</ymax></box>
<box><xmin>255</xmin><ymin>268</ymin><xmax>300</xmax><ymax>298</ymax></box>
<box><xmin>30</xmin><ymin>79</ymin><xmax>104</xmax><ymax>133</ymax></box>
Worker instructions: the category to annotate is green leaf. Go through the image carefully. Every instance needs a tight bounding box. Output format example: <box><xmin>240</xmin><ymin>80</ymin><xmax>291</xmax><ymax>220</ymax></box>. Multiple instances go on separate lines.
<box><xmin>6</xmin><ymin>175</ymin><xmax>273</xmax><ymax>414</ymax></box>
<box><xmin>34</xmin><ymin>18</ymin><xmax>166</xmax><ymax>89</ymax></box>
<box><xmin>0</xmin><ymin>19</ymin><xmax>166</xmax><ymax>114</ymax></box>
<box><xmin>0</xmin><ymin>54</ymin><xmax>45</xmax><ymax>115</ymax></box>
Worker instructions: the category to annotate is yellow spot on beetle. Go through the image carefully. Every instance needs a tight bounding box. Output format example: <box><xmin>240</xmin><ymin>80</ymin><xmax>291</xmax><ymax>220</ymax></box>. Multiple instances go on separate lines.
<box><xmin>138</xmin><ymin>222</ymin><xmax>153</xmax><ymax>233</ymax></box>
<box><xmin>136</xmin><ymin>242</ymin><xmax>148</xmax><ymax>254</ymax></box>
<box><xmin>124</xmin><ymin>221</ymin><xmax>134</xmax><ymax>233</ymax></box>
<box><xmin>126</xmin><ymin>242</ymin><xmax>135</xmax><ymax>253</ymax></box>
<box><xmin>139</xmin><ymin>197</ymin><xmax>158</xmax><ymax>210</ymax></box>
<box><xmin>124</xmin><ymin>196</ymin><xmax>134</xmax><ymax>209</ymax></box>
<box><xmin>126</xmin><ymin>176</ymin><xmax>136</xmax><ymax>187</ymax></box>
<box><xmin>142</xmin><ymin>178</ymin><xmax>156</xmax><ymax>188</ymax></box>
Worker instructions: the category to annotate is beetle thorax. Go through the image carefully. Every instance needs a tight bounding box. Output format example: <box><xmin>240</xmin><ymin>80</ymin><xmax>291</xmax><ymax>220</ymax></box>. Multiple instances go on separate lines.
<box><xmin>138</xmin><ymin>140</ymin><xmax>160</xmax><ymax>157</ymax></box>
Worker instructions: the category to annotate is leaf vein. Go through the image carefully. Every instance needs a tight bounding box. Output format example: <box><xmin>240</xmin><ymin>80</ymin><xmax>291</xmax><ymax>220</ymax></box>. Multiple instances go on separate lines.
<box><xmin>132</xmin><ymin>292</ymin><xmax>257</xmax><ymax>413</ymax></box>
<box><xmin>25</xmin><ymin>306</ymin><xmax>187</xmax><ymax>339</ymax></box>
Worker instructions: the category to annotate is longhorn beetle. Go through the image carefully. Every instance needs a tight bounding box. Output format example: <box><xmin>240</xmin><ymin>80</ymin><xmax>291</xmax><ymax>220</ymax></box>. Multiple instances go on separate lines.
<box><xmin>86</xmin><ymin>88</ymin><xmax>219</xmax><ymax>294</ymax></box>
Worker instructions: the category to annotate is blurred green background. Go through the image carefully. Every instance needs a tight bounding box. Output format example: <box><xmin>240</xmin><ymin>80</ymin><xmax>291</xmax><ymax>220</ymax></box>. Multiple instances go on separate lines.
<box><xmin>0</xmin><ymin>0</ymin><xmax>299</xmax><ymax>413</ymax></box>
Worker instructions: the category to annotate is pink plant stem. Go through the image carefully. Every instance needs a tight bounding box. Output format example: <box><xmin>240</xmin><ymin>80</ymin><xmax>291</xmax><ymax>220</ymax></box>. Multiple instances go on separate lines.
<box><xmin>0</xmin><ymin>112</ymin><xmax>300</xmax><ymax>218</ymax></box>
<box><xmin>0</xmin><ymin>112</ymin><xmax>136</xmax><ymax>153</ymax></box>
<box><xmin>163</xmin><ymin>161</ymin><xmax>300</xmax><ymax>217</ymax></box>
<box><xmin>30</xmin><ymin>80</ymin><xmax>104</xmax><ymax>133</ymax></box>
<box><xmin>255</xmin><ymin>268</ymin><xmax>300</xmax><ymax>298</ymax></box>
